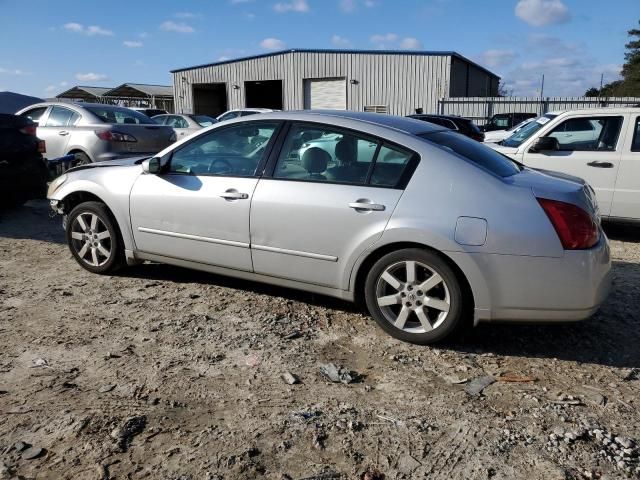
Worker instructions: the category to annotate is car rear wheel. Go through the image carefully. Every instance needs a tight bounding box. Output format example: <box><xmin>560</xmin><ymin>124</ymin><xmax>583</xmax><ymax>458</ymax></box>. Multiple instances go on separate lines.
<box><xmin>66</xmin><ymin>201</ymin><xmax>124</xmax><ymax>274</ymax></box>
<box><xmin>74</xmin><ymin>152</ymin><xmax>91</xmax><ymax>166</ymax></box>
<box><xmin>364</xmin><ymin>248</ymin><xmax>464</xmax><ymax>344</ymax></box>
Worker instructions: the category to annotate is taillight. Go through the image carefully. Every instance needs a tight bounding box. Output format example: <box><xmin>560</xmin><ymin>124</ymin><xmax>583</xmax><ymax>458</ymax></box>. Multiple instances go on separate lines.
<box><xmin>537</xmin><ymin>198</ymin><xmax>599</xmax><ymax>250</ymax></box>
<box><xmin>38</xmin><ymin>140</ymin><xmax>46</xmax><ymax>153</ymax></box>
<box><xmin>94</xmin><ymin>130</ymin><xmax>137</xmax><ymax>142</ymax></box>
<box><xmin>20</xmin><ymin>125</ymin><xmax>37</xmax><ymax>136</ymax></box>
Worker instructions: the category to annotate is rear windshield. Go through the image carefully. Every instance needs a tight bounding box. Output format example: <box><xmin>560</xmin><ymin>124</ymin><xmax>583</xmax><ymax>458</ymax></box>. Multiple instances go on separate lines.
<box><xmin>85</xmin><ymin>106</ymin><xmax>154</xmax><ymax>125</ymax></box>
<box><xmin>190</xmin><ymin>115</ymin><xmax>217</xmax><ymax>127</ymax></box>
<box><xmin>419</xmin><ymin>130</ymin><xmax>521</xmax><ymax>177</ymax></box>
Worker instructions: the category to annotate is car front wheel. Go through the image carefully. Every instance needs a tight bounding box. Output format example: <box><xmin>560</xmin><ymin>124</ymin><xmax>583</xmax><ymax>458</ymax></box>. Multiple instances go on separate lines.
<box><xmin>66</xmin><ymin>201</ymin><xmax>123</xmax><ymax>274</ymax></box>
<box><xmin>364</xmin><ymin>248</ymin><xmax>465</xmax><ymax>344</ymax></box>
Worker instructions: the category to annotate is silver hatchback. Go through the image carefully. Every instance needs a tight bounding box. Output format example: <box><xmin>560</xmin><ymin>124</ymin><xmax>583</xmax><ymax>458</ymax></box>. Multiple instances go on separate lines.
<box><xmin>17</xmin><ymin>102</ymin><xmax>176</xmax><ymax>164</ymax></box>
<box><xmin>47</xmin><ymin>111</ymin><xmax>612</xmax><ymax>344</ymax></box>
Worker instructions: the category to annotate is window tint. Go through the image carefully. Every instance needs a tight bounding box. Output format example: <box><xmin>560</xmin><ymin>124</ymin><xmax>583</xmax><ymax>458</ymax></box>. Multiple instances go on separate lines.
<box><xmin>274</xmin><ymin>124</ymin><xmax>379</xmax><ymax>184</ymax></box>
<box><xmin>548</xmin><ymin>116</ymin><xmax>623</xmax><ymax>151</ymax></box>
<box><xmin>218</xmin><ymin>111</ymin><xmax>240</xmax><ymax>122</ymax></box>
<box><xmin>492</xmin><ymin>116</ymin><xmax>510</xmax><ymax>128</ymax></box>
<box><xmin>632</xmin><ymin>117</ymin><xmax>640</xmax><ymax>152</ymax></box>
<box><xmin>370</xmin><ymin>145</ymin><xmax>413</xmax><ymax>187</ymax></box>
<box><xmin>168</xmin><ymin>122</ymin><xmax>278</xmax><ymax>176</ymax></box>
<box><xmin>420</xmin><ymin>130</ymin><xmax>520</xmax><ymax>177</ymax></box>
<box><xmin>502</xmin><ymin>114</ymin><xmax>557</xmax><ymax>148</ymax></box>
<box><xmin>191</xmin><ymin>115</ymin><xmax>217</xmax><ymax>127</ymax></box>
<box><xmin>153</xmin><ymin>116</ymin><xmax>167</xmax><ymax>125</ymax></box>
<box><xmin>21</xmin><ymin>107</ymin><xmax>47</xmax><ymax>123</ymax></box>
<box><xmin>241</xmin><ymin>111</ymin><xmax>259</xmax><ymax>117</ymax></box>
<box><xmin>45</xmin><ymin>106</ymin><xmax>77</xmax><ymax>127</ymax></box>
<box><xmin>167</xmin><ymin>116</ymin><xmax>188</xmax><ymax>128</ymax></box>
<box><xmin>85</xmin><ymin>106</ymin><xmax>153</xmax><ymax>124</ymax></box>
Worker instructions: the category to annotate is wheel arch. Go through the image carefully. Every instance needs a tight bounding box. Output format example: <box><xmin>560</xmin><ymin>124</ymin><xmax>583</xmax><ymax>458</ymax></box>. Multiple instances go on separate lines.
<box><xmin>351</xmin><ymin>241</ymin><xmax>478</xmax><ymax>319</ymax></box>
<box><xmin>66</xmin><ymin>148</ymin><xmax>92</xmax><ymax>163</ymax></box>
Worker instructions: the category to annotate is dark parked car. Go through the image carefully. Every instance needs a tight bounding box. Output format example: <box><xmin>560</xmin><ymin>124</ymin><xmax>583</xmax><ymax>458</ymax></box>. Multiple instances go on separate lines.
<box><xmin>0</xmin><ymin>114</ymin><xmax>48</xmax><ymax>207</ymax></box>
<box><xmin>407</xmin><ymin>114</ymin><xmax>484</xmax><ymax>142</ymax></box>
<box><xmin>482</xmin><ymin>112</ymin><xmax>537</xmax><ymax>132</ymax></box>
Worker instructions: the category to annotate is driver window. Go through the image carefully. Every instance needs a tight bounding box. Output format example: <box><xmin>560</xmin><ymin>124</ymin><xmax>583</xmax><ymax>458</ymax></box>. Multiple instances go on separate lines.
<box><xmin>168</xmin><ymin>122</ymin><xmax>279</xmax><ymax>176</ymax></box>
<box><xmin>548</xmin><ymin>117</ymin><xmax>623</xmax><ymax>151</ymax></box>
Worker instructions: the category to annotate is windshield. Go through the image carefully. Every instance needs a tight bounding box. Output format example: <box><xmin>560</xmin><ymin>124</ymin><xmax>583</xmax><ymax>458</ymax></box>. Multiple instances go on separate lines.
<box><xmin>419</xmin><ymin>130</ymin><xmax>521</xmax><ymax>177</ymax></box>
<box><xmin>190</xmin><ymin>115</ymin><xmax>217</xmax><ymax>127</ymax></box>
<box><xmin>85</xmin><ymin>106</ymin><xmax>155</xmax><ymax>125</ymax></box>
<box><xmin>501</xmin><ymin>114</ymin><xmax>557</xmax><ymax>148</ymax></box>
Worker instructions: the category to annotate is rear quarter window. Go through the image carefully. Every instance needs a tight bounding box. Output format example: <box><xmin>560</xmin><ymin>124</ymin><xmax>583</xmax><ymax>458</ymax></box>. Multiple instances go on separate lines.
<box><xmin>419</xmin><ymin>131</ymin><xmax>520</xmax><ymax>177</ymax></box>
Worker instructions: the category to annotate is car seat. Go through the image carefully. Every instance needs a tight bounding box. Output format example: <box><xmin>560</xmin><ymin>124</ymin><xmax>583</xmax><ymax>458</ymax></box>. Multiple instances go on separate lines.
<box><xmin>301</xmin><ymin>147</ymin><xmax>330</xmax><ymax>180</ymax></box>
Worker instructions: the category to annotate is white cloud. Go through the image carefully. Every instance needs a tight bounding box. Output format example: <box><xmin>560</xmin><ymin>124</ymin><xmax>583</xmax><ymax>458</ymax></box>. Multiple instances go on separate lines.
<box><xmin>331</xmin><ymin>35</ymin><xmax>353</xmax><ymax>48</ymax></box>
<box><xmin>339</xmin><ymin>0</ymin><xmax>376</xmax><ymax>12</ymax></box>
<box><xmin>370</xmin><ymin>33</ymin><xmax>398</xmax><ymax>48</ymax></box>
<box><xmin>174</xmin><ymin>12</ymin><xmax>201</xmax><ymax>19</ymax></box>
<box><xmin>160</xmin><ymin>21</ymin><xmax>195</xmax><ymax>33</ymax></box>
<box><xmin>139</xmin><ymin>32</ymin><xmax>150</xmax><ymax>38</ymax></box>
<box><xmin>0</xmin><ymin>67</ymin><xmax>28</xmax><ymax>75</ymax></box>
<box><xmin>260</xmin><ymin>37</ymin><xmax>287</xmax><ymax>50</ymax></box>
<box><xmin>45</xmin><ymin>85</ymin><xmax>57</xmax><ymax>93</ymax></box>
<box><xmin>63</xmin><ymin>23</ymin><xmax>114</xmax><ymax>36</ymax></box>
<box><xmin>273</xmin><ymin>0</ymin><xmax>309</xmax><ymax>13</ymax></box>
<box><xmin>123</xmin><ymin>40</ymin><xmax>143</xmax><ymax>48</ymax></box>
<box><xmin>400</xmin><ymin>37</ymin><xmax>422</xmax><ymax>50</ymax></box>
<box><xmin>60</xmin><ymin>81</ymin><xmax>68</xmax><ymax>87</ymax></box>
<box><xmin>75</xmin><ymin>72</ymin><xmax>108</xmax><ymax>82</ymax></box>
<box><xmin>515</xmin><ymin>0</ymin><xmax>571</xmax><ymax>27</ymax></box>
<box><xmin>218</xmin><ymin>56</ymin><xmax>230</xmax><ymax>61</ymax></box>
<box><xmin>479</xmin><ymin>49</ymin><xmax>517</xmax><ymax>68</ymax></box>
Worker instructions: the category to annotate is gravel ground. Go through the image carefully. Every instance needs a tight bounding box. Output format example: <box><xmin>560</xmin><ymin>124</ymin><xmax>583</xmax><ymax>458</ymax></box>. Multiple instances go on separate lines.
<box><xmin>0</xmin><ymin>200</ymin><xmax>639</xmax><ymax>480</ymax></box>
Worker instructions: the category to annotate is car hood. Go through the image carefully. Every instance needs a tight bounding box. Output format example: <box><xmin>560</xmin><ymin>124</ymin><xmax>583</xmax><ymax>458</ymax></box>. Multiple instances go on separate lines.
<box><xmin>486</xmin><ymin>143</ymin><xmax>518</xmax><ymax>155</ymax></box>
<box><xmin>67</xmin><ymin>156</ymin><xmax>149</xmax><ymax>173</ymax></box>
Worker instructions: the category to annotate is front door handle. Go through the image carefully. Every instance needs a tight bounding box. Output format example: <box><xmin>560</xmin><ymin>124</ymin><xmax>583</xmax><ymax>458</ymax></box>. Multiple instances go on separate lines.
<box><xmin>58</xmin><ymin>131</ymin><xmax>69</xmax><ymax>136</ymax></box>
<box><xmin>220</xmin><ymin>190</ymin><xmax>249</xmax><ymax>200</ymax></box>
<box><xmin>587</xmin><ymin>161</ymin><xmax>614</xmax><ymax>168</ymax></box>
<box><xmin>349</xmin><ymin>201</ymin><xmax>385</xmax><ymax>212</ymax></box>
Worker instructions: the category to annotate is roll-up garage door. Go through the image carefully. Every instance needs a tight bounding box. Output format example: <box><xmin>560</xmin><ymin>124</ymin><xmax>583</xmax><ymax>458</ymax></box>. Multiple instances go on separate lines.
<box><xmin>304</xmin><ymin>78</ymin><xmax>347</xmax><ymax>110</ymax></box>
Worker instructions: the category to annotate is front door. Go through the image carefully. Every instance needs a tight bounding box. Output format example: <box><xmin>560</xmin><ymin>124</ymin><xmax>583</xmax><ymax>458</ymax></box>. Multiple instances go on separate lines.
<box><xmin>522</xmin><ymin>114</ymin><xmax>626</xmax><ymax>216</ymax></box>
<box><xmin>38</xmin><ymin>106</ymin><xmax>80</xmax><ymax>159</ymax></box>
<box><xmin>250</xmin><ymin>122</ymin><xmax>416</xmax><ymax>289</ymax></box>
<box><xmin>129</xmin><ymin>121</ymin><xmax>281</xmax><ymax>271</ymax></box>
<box><xmin>611</xmin><ymin>115</ymin><xmax>640</xmax><ymax>219</ymax></box>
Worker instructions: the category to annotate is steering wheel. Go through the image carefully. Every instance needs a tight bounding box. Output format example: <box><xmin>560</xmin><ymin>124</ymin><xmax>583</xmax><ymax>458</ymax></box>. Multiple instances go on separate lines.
<box><xmin>208</xmin><ymin>158</ymin><xmax>233</xmax><ymax>174</ymax></box>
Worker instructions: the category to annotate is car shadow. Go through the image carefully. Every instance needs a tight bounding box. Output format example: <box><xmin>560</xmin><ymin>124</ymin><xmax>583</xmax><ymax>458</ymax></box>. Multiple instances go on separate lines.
<box><xmin>603</xmin><ymin>221</ymin><xmax>640</xmax><ymax>243</ymax></box>
<box><xmin>0</xmin><ymin>200</ymin><xmax>65</xmax><ymax>244</ymax></box>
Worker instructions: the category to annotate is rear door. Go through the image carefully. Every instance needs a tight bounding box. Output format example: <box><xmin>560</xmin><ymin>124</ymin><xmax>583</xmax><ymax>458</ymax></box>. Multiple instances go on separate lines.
<box><xmin>250</xmin><ymin>122</ymin><xmax>417</xmax><ymax>289</ymax></box>
<box><xmin>38</xmin><ymin>106</ymin><xmax>80</xmax><ymax>159</ymax></box>
<box><xmin>130</xmin><ymin>121</ymin><xmax>281</xmax><ymax>270</ymax></box>
<box><xmin>522</xmin><ymin>114</ymin><xmax>625</xmax><ymax>216</ymax></box>
<box><xmin>611</xmin><ymin>114</ymin><xmax>640</xmax><ymax>219</ymax></box>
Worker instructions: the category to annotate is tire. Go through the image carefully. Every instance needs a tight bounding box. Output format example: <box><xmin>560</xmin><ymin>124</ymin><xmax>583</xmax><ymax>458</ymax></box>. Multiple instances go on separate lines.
<box><xmin>364</xmin><ymin>248</ymin><xmax>465</xmax><ymax>345</ymax></box>
<box><xmin>66</xmin><ymin>201</ymin><xmax>124</xmax><ymax>274</ymax></box>
<box><xmin>73</xmin><ymin>152</ymin><xmax>92</xmax><ymax>166</ymax></box>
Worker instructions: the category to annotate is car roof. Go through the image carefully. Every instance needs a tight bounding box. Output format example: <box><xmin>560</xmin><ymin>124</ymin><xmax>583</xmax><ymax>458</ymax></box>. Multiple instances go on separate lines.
<box><xmin>238</xmin><ymin>110</ymin><xmax>444</xmax><ymax>134</ymax></box>
<box><xmin>547</xmin><ymin>107</ymin><xmax>640</xmax><ymax>116</ymax></box>
<box><xmin>410</xmin><ymin>114</ymin><xmax>470</xmax><ymax>122</ymax></box>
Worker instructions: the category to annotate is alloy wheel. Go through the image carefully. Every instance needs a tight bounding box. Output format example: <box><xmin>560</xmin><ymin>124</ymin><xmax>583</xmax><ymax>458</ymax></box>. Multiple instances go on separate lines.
<box><xmin>69</xmin><ymin>212</ymin><xmax>112</xmax><ymax>267</ymax></box>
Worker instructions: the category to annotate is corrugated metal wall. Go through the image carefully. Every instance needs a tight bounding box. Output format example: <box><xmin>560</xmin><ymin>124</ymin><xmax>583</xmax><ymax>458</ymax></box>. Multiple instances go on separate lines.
<box><xmin>172</xmin><ymin>51</ymin><xmax>491</xmax><ymax>116</ymax></box>
<box><xmin>439</xmin><ymin>96</ymin><xmax>640</xmax><ymax>125</ymax></box>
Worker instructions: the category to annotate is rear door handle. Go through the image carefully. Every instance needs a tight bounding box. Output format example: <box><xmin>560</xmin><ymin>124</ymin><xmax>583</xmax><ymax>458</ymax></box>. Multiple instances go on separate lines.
<box><xmin>58</xmin><ymin>131</ymin><xmax>69</xmax><ymax>136</ymax></box>
<box><xmin>220</xmin><ymin>190</ymin><xmax>249</xmax><ymax>200</ymax></box>
<box><xmin>349</xmin><ymin>201</ymin><xmax>385</xmax><ymax>212</ymax></box>
<box><xmin>587</xmin><ymin>161</ymin><xmax>614</xmax><ymax>168</ymax></box>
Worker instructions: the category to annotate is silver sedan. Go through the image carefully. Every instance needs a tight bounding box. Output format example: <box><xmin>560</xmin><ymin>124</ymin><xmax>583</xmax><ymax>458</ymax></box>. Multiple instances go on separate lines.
<box><xmin>47</xmin><ymin>111</ymin><xmax>612</xmax><ymax>344</ymax></box>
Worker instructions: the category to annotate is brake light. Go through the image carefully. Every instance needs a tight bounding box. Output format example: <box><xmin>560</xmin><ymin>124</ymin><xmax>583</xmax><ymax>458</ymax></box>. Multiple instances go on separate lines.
<box><xmin>537</xmin><ymin>198</ymin><xmax>599</xmax><ymax>250</ymax></box>
<box><xmin>20</xmin><ymin>125</ymin><xmax>37</xmax><ymax>136</ymax></box>
<box><xmin>94</xmin><ymin>130</ymin><xmax>137</xmax><ymax>142</ymax></box>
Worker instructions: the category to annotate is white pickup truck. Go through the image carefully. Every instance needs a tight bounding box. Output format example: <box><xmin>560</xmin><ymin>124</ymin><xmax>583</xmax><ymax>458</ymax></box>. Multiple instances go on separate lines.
<box><xmin>488</xmin><ymin>107</ymin><xmax>640</xmax><ymax>222</ymax></box>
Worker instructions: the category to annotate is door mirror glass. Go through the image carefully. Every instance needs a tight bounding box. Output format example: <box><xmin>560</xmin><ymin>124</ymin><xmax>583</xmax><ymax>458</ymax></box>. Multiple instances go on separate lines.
<box><xmin>530</xmin><ymin>136</ymin><xmax>559</xmax><ymax>153</ymax></box>
<box><xmin>142</xmin><ymin>157</ymin><xmax>161</xmax><ymax>174</ymax></box>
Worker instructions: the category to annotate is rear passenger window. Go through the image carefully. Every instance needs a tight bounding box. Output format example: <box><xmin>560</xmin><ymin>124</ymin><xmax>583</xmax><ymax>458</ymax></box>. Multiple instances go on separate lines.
<box><xmin>548</xmin><ymin>116</ymin><xmax>623</xmax><ymax>151</ymax></box>
<box><xmin>632</xmin><ymin>117</ymin><xmax>640</xmax><ymax>152</ymax></box>
<box><xmin>45</xmin><ymin>106</ymin><xmax>77</xmax><ymax>127</ymax></box>
<box><xmin>21</xmin><ymin>107</ymin><xmax>47</xmax><ymax>123</ymax></box>
<box><xmin>370</xmin><ymin>145</ymin><xmax>413</xmax><ymax>187</ymax></box>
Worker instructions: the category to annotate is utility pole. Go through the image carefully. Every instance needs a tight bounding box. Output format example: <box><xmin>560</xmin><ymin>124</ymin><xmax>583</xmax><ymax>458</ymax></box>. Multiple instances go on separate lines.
<box><xmin>540</xmin><ymin>74</ymin><xmax>545</xmax><ymax>115</ymax></box>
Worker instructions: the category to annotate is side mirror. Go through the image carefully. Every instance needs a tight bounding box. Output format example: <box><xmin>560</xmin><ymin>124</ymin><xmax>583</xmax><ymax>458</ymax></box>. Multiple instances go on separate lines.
<box><xmin>530</xmin><ymin>136</ymin><xmax>559</xmax><ymax>153</ymax></box>
<box><xmin>142</xmin><ymin>157</ymin><xmax>161</xmax><ymax>174</ymax></box>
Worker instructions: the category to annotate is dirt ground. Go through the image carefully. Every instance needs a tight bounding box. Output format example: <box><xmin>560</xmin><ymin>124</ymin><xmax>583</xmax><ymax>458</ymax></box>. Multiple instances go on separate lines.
<box><xmin>1</xmin><ymin>200</ymin><xmax>639</xmax><ymax>480</ymax></box>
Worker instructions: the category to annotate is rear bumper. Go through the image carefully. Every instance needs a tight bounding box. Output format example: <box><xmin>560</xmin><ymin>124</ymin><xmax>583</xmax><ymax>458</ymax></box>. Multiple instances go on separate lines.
<box><xmin>450</xmin><ymin>234</ymin><xmax>612</xmax><ymax>324</ymax></box>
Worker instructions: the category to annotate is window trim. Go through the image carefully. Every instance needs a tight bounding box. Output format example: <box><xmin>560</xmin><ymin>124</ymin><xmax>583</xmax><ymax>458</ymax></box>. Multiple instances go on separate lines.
<box><xmin>631</xmin><ymin>116</ymin><xmax>640</xmax><ymax>153</ymax></box>
<box><xmin>162</xmin><ymin>120</ymin><xmax>285</xmax><ymax>178</ymax></box>
<box><xmin>262</xmin><ymin>120</ymin><xmax>420</xmax><ymax>190</ymax></box>
<box><xmin>547</xmin><ymin>115</ymin><xmax>624</xmax><ymax>152</ymax></box>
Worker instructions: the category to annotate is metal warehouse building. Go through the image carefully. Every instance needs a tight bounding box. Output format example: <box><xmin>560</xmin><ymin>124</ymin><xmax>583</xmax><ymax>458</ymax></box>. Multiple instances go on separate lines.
<box><xmin>171</xmin><ymin>49</ymin><xmax>499</xmax><ymax>117</ymax></box>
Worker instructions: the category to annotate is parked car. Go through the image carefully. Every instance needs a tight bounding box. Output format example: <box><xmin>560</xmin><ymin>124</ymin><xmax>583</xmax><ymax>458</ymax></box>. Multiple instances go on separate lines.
<box><xmin>153</xmin><ymin>114</ymin><xmax>217</xmax><ymax>139</ymax></box>
<box><xmin>482</xmin><ymin>112</ymin><xmax>537</xmax><ymax>132</ymax></box>
<box><xmin>130</xmin><ymin>107</ymin><xmax>168</xmax><ymax>118</ymax></box>
<box><xmin>217</xmin><ymin>108</ymin><xmax>278</xmax><ymax>122</ymax></box>
<box><xmin>488</xmin><ymin>107</ymin><xmax>640</xmax><ymax>222</ymax></box>
<box><xmin>407</xmin><ymin>114</ymin><xmax>484</xmax><ymax>141</ymax></box>
<box><xmin>0</xmin><ymin>113</ymin><xmax>48</xmax><ymax>207</ymax></box>
<box><xmin>483</xmin><ymin>118</ymin><xmax>535</xmax><ymax>144</ymax></box>
<box><xmin>48</xmin><ymin>111</ymin><xmax>611</xmax><ymax>345</ymax></box>
<box><xmin>16</xmin><ymin>102</ymin><xmax>176</xmax><ymax>165</ymax></box>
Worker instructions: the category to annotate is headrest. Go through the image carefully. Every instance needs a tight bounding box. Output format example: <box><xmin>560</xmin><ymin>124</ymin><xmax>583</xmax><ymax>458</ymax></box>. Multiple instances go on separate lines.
<box><xmin>301</xmin><ymin>147</ymin><xmax>330</xmax><ymax>174</ymax></box>
<box><xmin>335</xmin><ymin>139</ymin><xmax>356</xmax><ymax>164</ymax></box>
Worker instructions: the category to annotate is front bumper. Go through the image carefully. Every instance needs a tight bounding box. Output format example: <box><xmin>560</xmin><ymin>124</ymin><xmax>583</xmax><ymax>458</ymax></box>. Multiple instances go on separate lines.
<box><xmin>453</xmin><ymin>234</ymin><xmax>612</xmax><ymax>324</ymax></box>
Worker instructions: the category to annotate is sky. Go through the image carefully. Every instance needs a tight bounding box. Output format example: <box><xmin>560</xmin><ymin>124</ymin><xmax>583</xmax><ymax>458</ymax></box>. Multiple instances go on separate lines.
<box><xmin>0</xmin><ymin>0</ymin><xmax>637</xmax><ymax>98</ymax></box>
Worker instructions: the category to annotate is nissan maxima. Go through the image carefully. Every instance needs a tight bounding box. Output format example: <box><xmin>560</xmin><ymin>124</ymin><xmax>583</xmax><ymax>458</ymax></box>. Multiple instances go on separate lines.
<box><xmin>47</xmin><ymin>111</ymin><xmax>612</xmax><ymax>344</ymax></box>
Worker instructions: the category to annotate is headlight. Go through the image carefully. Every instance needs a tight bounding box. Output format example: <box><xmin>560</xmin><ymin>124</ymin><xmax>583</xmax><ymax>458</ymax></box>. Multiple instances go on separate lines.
<box><xmin>47</xmin><ymin>174</ymin><xmax>68</xmax><ymax>197</ymax></box>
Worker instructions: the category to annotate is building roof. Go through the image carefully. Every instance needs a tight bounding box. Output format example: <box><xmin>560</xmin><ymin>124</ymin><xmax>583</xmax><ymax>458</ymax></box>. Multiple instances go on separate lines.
<box><xmin>103</xmin><ymin>83</ymin><xmax>173</xmax><ymax>98</ymax></box>
<box><xmin>56</xmin><ymin>86</ymin><xmax>113</xmax><ymax>100</ymax></box>
<box><xmin>170</xmin><ymin>48</ymin><xmax>499</xmax><ymax>79</ymax></box>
